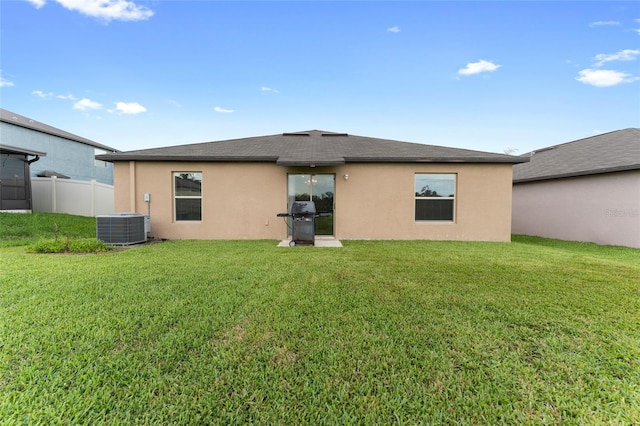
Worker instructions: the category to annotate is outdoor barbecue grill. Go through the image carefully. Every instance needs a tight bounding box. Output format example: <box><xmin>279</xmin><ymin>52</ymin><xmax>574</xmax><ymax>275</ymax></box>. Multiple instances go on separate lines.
<box><xmin>277</xmin><ymin>201</ymin><xmax>330</xmax><ymax>246</ymax></box>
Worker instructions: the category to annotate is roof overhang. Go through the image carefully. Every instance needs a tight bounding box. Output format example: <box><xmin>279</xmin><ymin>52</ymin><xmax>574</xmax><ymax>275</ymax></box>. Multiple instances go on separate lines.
<box><xmin>97</xmin><ymin>155</ymin><xmax>527</xmax><ymax>166</ymax></box>
<box><xmin>0</xmin><ymin>144</ymin><xmax>47</xmax><ymax>157</ymax></box>
<box><xmin>95</xmin><ymin>155</ymin><xmax>279</xmax><ymax>162</ymax></box>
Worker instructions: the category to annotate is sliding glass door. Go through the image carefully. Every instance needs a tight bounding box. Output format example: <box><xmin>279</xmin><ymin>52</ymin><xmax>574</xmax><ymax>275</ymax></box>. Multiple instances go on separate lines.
<box><xmin>287</xmin><ymin>174</ymin><xmax>334</xmax><ymax>236</ymax></box>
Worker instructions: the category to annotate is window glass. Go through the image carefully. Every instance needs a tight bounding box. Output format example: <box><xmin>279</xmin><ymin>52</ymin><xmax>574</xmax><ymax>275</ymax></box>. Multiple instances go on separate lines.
<box><xmin>175</xmin><ymin>173</ymin><xmax>202</xmax><ymax>196</ymax></box>
<box><xmin>287</xmin><ymin>174</ymin><xmax>335</xmax><ymax>236</ymax></box>
<box><xmin>415</xmin><ymin>174</ymin><xmax>455</xmax><ymax>221</ymax></box>
<box><xmin>415</xmin><ymin>174</ymin><xmax>455</xmax><ymax>198</ymax></box>
<box><xmin>175</xmin><ymin>198</ymin><xmax>202</xmax><ymax>221</ymax></box>
<box><xmin>174</xmin><ymin>172</ymin><xmax>202</xmax><ymax>221</ymax></box>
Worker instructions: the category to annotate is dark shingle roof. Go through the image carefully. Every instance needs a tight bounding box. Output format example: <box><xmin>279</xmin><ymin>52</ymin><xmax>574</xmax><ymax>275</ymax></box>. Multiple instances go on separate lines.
<box><xmin>513</xmin><ymin>128</ymin><xmax>640</xmax><ymax>183</ymax></box>
<box><xmin>0</xmin><ymin>108</ymin><xmax>118</xmax><ymax>152</ymax></box>
<box><xmin>97</xmin><ymin>130</ymin><xmax>527</xmax><ymax>165</ymax></box>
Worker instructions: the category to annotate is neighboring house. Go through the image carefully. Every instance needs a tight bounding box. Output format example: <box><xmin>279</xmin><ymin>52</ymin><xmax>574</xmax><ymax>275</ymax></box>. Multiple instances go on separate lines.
<box><xmin>512</xmin><ymin>128</ymin><xmax>640</xmax><ymax>248</ymax></box>
<box><xmin>97</xmin><ymin>130</ymin><xmax>527</xmax><ymax>242</ymax></box>
<box><xmin>0</xmin><ymin>108</ymin><xmax>118</xmax><ymax>215</ymax></box>
<box><xmin>0</xmin><ymin>144</ymin><xmax>46</xmax><ymax>211</ymax></box>
<box><xmin>0</xmin><ymin>108</ymin><xmax>117</xmax><ymax>185</ymax></box>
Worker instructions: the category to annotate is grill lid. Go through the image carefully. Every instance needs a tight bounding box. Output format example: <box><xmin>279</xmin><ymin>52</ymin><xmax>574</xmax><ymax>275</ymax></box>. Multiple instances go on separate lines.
<box><xmin>291</xmin><ymin>201</ymin><xmax>316</xmax><ymax>215</ymax></box>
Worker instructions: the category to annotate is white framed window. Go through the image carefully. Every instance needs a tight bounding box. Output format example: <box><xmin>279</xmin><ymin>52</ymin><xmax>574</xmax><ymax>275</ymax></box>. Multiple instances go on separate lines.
<box><xmin>415</xmin><ymin>173</ymin><xmax>456</xmax><ymax>221</ymax></box>
<box><xmin>174</xmin><ymin>172</ymin><xmax>202</xmax><ymax>221</ymax></box>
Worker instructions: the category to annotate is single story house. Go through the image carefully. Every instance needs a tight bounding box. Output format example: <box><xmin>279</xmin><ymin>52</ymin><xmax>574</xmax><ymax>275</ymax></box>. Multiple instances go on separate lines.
<box><xmin>512</xmin><ymin>128</ymin><xmax>640</xmax><ymax>248</ymax></box>
<box><xmin>97</xmin><ymin>130</ymin><xmax>528</xmax><ymax>242</ymax></box>
<box><xmin>0</xmin><ymin>108</ymin><xmax>118</xmax><ymax>185</ymax></box>
<box><xmin>0</xmin><ymin>144</ymin><xmax>46</xmax><ymax>211</ymax></box>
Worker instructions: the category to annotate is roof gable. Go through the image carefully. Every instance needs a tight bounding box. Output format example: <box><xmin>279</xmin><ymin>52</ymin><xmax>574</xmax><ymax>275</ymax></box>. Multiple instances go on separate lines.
<box><xmin>513</xmin><ymin>128</ymin><xmax>640</xmax><ymax>183</ymax></box>
<box><xmin>97</xmin><ymin>130</ymin><xmax>527</xmax><ymax>165</ymax></box>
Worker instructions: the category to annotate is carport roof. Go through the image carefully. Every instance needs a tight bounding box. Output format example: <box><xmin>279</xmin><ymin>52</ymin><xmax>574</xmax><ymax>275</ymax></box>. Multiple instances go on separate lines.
<box><xmin>96</xmin><ymin>130</ymin><xmax>528</xmax><ymax>166</ymax></box>
<box><xmin>513</xmin><ymin>128</ymin><xmax>640</xmax><ymax>183</ymax></box>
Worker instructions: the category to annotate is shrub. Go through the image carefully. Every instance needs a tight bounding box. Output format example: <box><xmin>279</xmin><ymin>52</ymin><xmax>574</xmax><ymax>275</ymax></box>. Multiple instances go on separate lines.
<box><xmin>27</xmin><ymin>238</ymin><xmax>113</xmax><ymax>254</ymax></box>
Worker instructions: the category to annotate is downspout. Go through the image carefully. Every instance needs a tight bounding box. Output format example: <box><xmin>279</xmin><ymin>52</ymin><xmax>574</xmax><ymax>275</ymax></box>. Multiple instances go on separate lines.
<box><xmin>26</xmin><ymin>155</ymin><xmax>41</xmax><ymax>211</ymax></box>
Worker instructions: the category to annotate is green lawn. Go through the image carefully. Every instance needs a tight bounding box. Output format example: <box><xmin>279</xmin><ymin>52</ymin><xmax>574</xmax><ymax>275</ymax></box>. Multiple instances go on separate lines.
<box><xmin>1</xmin><ymin>213</ymin><xmax>639</xmax><ymax>424</ymax></box>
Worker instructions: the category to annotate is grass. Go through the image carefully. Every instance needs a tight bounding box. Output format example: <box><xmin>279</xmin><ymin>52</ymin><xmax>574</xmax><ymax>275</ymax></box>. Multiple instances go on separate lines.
<box><xmin>1</xmin><ymin>213</ymin><xmax>639</xmax><ymax>424</ymax></box>
<box><xmin>0</xmin><ymin>212</ymin><xmax>97</xmax><ymax>247</ymax></box>
<box><xmin>0</xmin><ymin>212</ymin><xmax>111</xmax><ymax>253</ymax></box>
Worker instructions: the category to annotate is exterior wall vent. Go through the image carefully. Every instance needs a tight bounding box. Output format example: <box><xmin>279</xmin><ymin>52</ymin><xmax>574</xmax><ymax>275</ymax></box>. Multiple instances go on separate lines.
<box><xmin>96</xmin><ymin>213</ymin><xmax>147</xmax><ymax>245</ymax></box>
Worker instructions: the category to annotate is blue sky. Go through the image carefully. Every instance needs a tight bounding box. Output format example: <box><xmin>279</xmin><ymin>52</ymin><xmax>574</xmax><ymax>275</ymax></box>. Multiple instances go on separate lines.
<box><xmin>1</xmin><ymin>1</ymin><xmax>638</xmax><ymax>154</ymax></box>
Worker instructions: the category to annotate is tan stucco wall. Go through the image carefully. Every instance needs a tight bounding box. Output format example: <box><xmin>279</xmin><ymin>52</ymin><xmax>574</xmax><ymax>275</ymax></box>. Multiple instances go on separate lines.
<box><xmin>113</xmin><ymin>161</ymin><xmax>515</xmax><ymax>241</ymax></box>
<box><xmin>512</xmin><ymin>171</ymin><xmax>640</xmax><ymax>248</ymax></box>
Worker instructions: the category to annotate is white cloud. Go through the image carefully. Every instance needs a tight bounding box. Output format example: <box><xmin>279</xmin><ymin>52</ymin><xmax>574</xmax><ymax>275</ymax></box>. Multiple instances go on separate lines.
<box><xmin>56</xmin><ymin>93</ymin><xmax>78</xmax><ymax>100</ymax></box>
<box><xmin>32</xmin><ymin>89</ymin><xmax>148</xmax><ymax>113</ymax></box>
<box><xmin>261</xmin><ymin>86</ymin><xmax>279</xmax><ymax>94</ymax></box>
<box><xmin>26</xmin><ymin>0</ymin><xmax>46</xmax><ymax>9</ymax></box>
<box><xmin>73</xmin><ymin>98</ymin><xmax>103</xmax><ymax>110</ymax></box>
<box><xmin>576</xmin><ymin>49</ymin><xmax>640</xmax><ymax>87</ymax></box>
<box><xmin>0</xmin><ymin>70</ymin><xmax>15</xmax><ymax>87</ymax></box>
<box><xmin>214</xmin><ymin>106</ymin><xmax>234</xmax><ymax>113</ymax></box>
<box><xmin>576</xmin><ymin>69</ymin><xmax>637</xmax><ymax>87</ymax></box>
<box><xmin>457</xmin><ymin>59</ymin><xmax>501</xmax><ymax>76</ymax></box>
<box><xmin>114</xmin><ymin>101</ymin><xmax>146</xmax><ymax>114</ymax></box>
<box><xmin>32</xmin><ymin>90</ymin><xmax>55</xmax><ymax>99</ymax></box>
<box><xmin>33</xmin><ymin>90</ymin><xmax>78</xmax><ymax>101</ymax></box>
<box><xmin>589</xmin><ymin>21</ymin><xmax>620</xmax><ymax>27</ymax></box>
<box><xmin>1</xmin><ymin>77</ymin><xmax>15</xmax><ymax>87</ymax></box>
<box><xmin>30</xmin><ymin>0</ymin><xmax>153</xmax><ymax>22</ymax></box>
<box><xmin>387</xmin><ymin>26</ymin><xmax>401</xmax><ymax>33</ymax></box>
<box><xmin>594</xmin><ymin>49</ymin><xmax>640</xmax><ymax>66</ymax></box>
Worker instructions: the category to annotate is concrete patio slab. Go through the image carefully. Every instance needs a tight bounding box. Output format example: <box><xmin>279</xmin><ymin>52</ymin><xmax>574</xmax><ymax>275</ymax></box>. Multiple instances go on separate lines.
<box><xmin>277</xmin><ymin>238</ymin><xmax>343</xmax><ymax>248</ymax></box>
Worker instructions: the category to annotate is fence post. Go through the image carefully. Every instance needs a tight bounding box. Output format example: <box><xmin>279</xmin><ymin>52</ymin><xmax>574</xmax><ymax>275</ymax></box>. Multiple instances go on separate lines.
<box><xmin>91</xmin><ymin>179</ymin><xmax>96</xmax><ymax>217</ymax></box>
<box><xmin>51</xmin><ymin>176</ymin><xmax>57</xmax><ymax>213</ymax></box>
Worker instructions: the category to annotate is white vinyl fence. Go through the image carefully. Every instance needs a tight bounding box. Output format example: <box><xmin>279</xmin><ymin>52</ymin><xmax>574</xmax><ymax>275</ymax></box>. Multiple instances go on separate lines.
<box><xmin>31</xmin><ymin>177</ymin><xmax>114</xmax><ymax>217</ymax></box>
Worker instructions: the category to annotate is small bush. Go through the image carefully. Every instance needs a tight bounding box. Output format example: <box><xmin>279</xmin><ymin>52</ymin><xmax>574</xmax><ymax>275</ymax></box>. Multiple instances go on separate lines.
<box><xmin>27</xmin><ymin>238</ymin><xmax>113</xmax><ymax>254</ymax></box>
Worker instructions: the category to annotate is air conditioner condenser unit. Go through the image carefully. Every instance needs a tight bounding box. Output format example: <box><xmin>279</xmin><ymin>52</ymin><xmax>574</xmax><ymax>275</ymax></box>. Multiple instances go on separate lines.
<box><xmin>96</xmin><ymin>213</ymin><xmax>147</xmax><ymax>245</ymax></box>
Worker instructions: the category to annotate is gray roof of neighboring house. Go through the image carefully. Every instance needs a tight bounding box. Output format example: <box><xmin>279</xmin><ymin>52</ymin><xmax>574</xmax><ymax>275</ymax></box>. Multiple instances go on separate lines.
<box><xmin>513</xmin><ymin>128</ymin><xmax>640</xmax><ymax>183</ymax></box>
<box><xmin>0</xmin><ymin>108</ymin><xmax>118</xmax><ymax>152</ymax></box>
<box><xmin>96</xmin><ymin>130</ymin><xmax>527</xmax><ymax>166</ymax></box>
